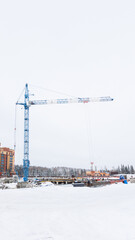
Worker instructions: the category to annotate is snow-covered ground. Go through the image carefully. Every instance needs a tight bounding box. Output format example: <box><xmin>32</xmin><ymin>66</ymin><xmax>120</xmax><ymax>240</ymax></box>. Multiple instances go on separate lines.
<box><xmin>0</xmin><ymin>183</ymin><xmax>135</xmax><ymax>240</ymax></box>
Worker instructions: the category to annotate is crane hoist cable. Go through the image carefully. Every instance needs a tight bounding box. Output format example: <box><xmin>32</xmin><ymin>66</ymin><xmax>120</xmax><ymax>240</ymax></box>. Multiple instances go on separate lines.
<box><xmin>83</xmin><ymin>104</ymin><xmax>95</xmax><ymax>168</ymax></box>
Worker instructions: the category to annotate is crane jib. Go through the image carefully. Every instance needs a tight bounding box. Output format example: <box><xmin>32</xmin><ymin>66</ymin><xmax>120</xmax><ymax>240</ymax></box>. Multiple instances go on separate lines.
<box><xmin>28</xmin><ymin>97</ymin><xmax>113</xmax><ymax>106</ymax></box>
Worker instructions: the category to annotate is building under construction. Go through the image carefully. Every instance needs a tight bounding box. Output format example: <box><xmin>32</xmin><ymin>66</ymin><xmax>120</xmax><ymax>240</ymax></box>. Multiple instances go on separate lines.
<box><xmin>86</xmin><ymin>170</ymin><xmax>110</xmax><ymax>178</ymax></box>
<box><xmin>0</xmin><ymin>147</ymin><xmax>15</xmax><ymax>176</ymax></box>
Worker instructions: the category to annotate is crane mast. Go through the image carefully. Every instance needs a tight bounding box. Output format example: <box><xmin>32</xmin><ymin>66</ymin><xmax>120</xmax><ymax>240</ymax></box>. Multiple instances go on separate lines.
<box><xmin>24</xmin><ymin>84</ymin><xmax>30</xmax><ymax>182</ymax></box>
<box><xmin>16</xmin><ymin>83</ymin><xmax>113</xmax><ymax>182</ymax></box>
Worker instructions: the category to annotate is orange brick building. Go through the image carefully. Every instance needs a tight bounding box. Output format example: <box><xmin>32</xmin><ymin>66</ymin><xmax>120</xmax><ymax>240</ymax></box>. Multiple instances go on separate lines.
<box><xmin>0</xmin><ymin>148</ymin><xmax>15</xmax><ymax>176</ymax></box>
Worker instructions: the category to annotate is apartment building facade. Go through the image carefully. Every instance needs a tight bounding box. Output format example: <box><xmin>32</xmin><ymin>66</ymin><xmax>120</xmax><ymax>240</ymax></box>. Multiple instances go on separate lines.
<box><xmin>0</xmin><ymin>147</ymin><xmax>15</xmax><ymax>176</ymax></box>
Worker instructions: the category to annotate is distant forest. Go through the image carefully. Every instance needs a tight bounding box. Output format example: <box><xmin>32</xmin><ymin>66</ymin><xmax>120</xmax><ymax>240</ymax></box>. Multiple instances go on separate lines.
<box><xmin>111</xmin><ymin>165</ymin><xmax>135</xmax><ymax>175</ymax></box>
<box><xmin>15</xmin><ymin>164</ymin><xmax>135</xmax><ymax>177</ymax></box>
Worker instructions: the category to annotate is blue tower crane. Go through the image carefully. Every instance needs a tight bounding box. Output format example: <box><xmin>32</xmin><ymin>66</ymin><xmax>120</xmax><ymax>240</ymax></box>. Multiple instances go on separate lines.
<box><xmin>16</xmin><ymin>84</ymin><xmax>30</xmax><ymax>181</ymax></box>
<box><xmin>16</xmin><ymin>83</ymin><xmax>113</xmax><ymax>182</ymax></box>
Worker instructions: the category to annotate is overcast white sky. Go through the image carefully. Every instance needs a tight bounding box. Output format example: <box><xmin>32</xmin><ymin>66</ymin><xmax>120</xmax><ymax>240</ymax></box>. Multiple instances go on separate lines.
<box><xmin>0</xmin><ymin>0</ymin><xmax>135</xmax><ymax>170</ymax></box>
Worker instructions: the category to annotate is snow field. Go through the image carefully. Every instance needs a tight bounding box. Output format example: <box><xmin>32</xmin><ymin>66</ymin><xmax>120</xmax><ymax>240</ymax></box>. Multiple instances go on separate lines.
<box><xmin>0</xmin><ymin>183</ymin><xmax>135</xmax><ymax>240</ymax></box>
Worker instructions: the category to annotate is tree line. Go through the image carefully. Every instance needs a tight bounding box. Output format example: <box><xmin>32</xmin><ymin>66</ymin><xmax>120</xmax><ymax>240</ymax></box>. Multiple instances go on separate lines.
<box><xmin>15</xmin><ymin>165</ymin><xmax>87</xmax><ymax>177</ymax></box>
<box><xmin>112</xmin><ymin>165</ymin><xmax>135</xmax><ymax>174</ymax></box>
